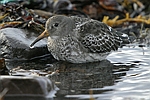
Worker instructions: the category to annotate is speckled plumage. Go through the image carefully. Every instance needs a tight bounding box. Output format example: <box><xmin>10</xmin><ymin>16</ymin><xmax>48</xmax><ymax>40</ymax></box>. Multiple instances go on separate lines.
<box><xmin>30</xmin><ymin>15</ymin><xmax>122</xmax><ymax>63</ymax></box>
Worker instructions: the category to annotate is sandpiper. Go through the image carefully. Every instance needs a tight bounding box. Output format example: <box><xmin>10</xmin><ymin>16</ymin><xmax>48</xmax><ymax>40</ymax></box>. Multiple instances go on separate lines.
<box><xmin>30</xmin><ymin>15</ymin><xmax>123</xmax><ymax>63</ymax></box>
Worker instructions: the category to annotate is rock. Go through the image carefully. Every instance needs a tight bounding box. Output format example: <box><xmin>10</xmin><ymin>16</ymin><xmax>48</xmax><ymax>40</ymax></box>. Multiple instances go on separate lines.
<box><xmin>0</xmin><ymin>28</ymin><xmax>53</xmax><ymax>60</ymax></box>
<box><xmin>0</xmin><ymin>75</ymin><xmax>58</xmax><ymax>99</ymax></box>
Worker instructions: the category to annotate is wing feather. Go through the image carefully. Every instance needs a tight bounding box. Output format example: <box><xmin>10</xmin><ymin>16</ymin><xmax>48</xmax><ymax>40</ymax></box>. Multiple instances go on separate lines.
<box><xmin>78</xmin><ymin>20</ymin><xmax>122</xmax><ymax>53</ymax></box>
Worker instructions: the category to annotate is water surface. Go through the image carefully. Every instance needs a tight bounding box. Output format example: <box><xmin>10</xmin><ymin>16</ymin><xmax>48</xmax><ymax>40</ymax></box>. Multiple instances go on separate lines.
<box><xmin>54</xmin><ymin>46</ymin><xmax>150</xmax><ymax>100</ymax></box>
<box><xmin>6</xmin><ymin>45</ymin><xmax>150</xmax><ymax>100</ymax></box>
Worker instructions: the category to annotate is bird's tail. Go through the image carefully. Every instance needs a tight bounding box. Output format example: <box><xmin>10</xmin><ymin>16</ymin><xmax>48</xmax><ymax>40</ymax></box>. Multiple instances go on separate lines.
<box><xmin>112</xmin><ymin>28</ymin><xmax>131</xmax><ymax>46</ymax></box>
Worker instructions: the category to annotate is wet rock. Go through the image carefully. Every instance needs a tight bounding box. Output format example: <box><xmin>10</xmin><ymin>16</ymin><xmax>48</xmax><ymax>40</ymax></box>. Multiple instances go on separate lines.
<box><xmin>0</xmin><ymin>28</ymin><xmax>53</xmax><ymax>60</ymax></box>
<box><xmin>0</xmin><ymin>75</ymin><xmax>58</xmax><ymax>99</ymax></box>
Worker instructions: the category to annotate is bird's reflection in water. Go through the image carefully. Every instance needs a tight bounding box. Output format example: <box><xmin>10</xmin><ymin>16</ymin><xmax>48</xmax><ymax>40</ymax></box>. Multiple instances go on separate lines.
<box><xmin>49</xmin><ymin>60</ymin><xmax>132</xmax><ymax>97</ymax></box>
<box><xmin>7</xmin><ymin>59</ymin><xmax>134</xmax><ymax>99</ymax></box>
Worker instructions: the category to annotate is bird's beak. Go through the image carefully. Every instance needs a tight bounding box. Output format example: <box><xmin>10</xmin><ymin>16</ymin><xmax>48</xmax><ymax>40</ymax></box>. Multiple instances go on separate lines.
<box><xmin>30</xmin><ymin>30</ymin><xmax>49</xmax><ymax>47</ymax></box>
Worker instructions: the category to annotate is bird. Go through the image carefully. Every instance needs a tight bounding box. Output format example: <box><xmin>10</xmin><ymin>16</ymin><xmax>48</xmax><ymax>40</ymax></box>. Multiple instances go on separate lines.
<box><xmin>30</xmin><ymin>15</ymin><xmax>124</xmax><ymax>63</ymax></box>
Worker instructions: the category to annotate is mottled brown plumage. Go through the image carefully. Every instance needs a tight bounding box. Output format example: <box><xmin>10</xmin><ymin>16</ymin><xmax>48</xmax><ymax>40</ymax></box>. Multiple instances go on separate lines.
<box><xmin>30</xmin><ymin>15</ymin><xmax>122</xmax><ymax>63</ymax></box>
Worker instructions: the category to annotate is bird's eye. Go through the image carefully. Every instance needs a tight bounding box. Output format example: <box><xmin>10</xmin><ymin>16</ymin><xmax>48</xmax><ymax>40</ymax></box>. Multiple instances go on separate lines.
<box><xmin>53</xmin><ymin>23</ymin><xmax>59</xmax><ymax>27</ymax></box>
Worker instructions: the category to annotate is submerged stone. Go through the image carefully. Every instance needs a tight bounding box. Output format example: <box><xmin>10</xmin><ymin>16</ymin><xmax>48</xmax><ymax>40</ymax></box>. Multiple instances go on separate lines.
<box><xmin>0</xmin><ymin>75</ymin><xmax>58</xmax><ymax>99</ymax></box>
<box><xmin>0</xmin><ymin>28</ymin><xmax>53</xmax><ymax>60</ymax></box>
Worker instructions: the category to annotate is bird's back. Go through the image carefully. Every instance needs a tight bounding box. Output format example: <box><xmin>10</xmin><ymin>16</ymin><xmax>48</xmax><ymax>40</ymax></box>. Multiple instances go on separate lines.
<box><xmin>70</xmin><ymin>16</ymin><xmax>122</xmax><ymax>54</ymax></box>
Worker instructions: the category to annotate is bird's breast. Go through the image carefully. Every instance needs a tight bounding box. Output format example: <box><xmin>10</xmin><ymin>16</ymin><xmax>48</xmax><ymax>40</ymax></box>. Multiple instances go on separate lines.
<box><xmin>47</xmin><ymin>36</ymin><xmax>109</xmax><ymax>63</ymax></box>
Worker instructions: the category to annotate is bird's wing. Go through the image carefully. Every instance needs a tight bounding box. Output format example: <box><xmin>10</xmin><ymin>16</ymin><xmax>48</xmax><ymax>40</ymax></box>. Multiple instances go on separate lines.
<box><xmin>77</xmin><ymin>20</ymin><xmax>122</xmax><ymax>53</ymax></box>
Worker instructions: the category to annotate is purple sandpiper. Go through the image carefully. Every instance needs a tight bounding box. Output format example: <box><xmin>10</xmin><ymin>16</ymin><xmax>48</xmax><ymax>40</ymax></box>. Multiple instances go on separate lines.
<box><xmin>30</xmin><ymin>15</ymin><xmax>122</xmax><ymax>63</ymax></box>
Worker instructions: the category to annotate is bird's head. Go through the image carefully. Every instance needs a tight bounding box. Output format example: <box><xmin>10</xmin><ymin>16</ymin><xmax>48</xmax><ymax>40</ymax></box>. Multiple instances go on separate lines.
<box><xmin>30</xmin><ymin>15</ymin><xmax>74</xmax><ymax>47</ymax></box>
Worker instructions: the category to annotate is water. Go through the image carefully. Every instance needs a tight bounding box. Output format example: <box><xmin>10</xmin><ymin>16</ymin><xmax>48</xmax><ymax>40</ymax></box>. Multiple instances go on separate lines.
<box><xmin>52</xmin><ymin>46</ymin><xmax>149</xmax><ymax>100</ymax></box>
<box><xmin>105</xmin><ymin>46</ymin><xmax>150</xmax><ymax>100</ymax></box>
<box><xmin>5</xmin><ymin>45</ymin><xmax>150</xmax><ymax>100</ymax></box>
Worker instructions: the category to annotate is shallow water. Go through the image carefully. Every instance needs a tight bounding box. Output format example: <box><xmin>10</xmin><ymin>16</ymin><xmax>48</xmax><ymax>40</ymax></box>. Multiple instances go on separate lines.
<box><xmin>5</xmin><ymin>45</ymin><xmax>150</xmax><ymax>100</ymax></box>
<box><xmin>53</xmin><ymin>46</ymin><xmax>150</xmax><ymax>100</ymax></box>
